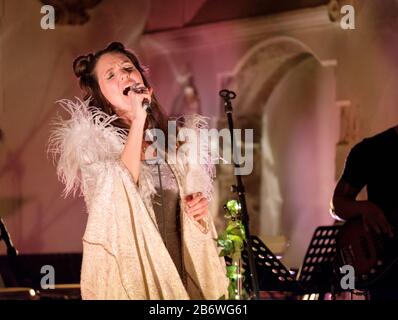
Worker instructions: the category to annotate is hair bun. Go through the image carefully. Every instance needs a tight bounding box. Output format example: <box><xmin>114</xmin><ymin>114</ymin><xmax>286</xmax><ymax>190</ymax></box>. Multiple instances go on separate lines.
<box><xmin>73</xmin><ymin>53</ymin><xmax>94</xmax><ymax>78</ymax></box>
<box><xmin>106</xmin><ymin>42</ymin><xmax>125</xmax><ymax>51</ymax></box>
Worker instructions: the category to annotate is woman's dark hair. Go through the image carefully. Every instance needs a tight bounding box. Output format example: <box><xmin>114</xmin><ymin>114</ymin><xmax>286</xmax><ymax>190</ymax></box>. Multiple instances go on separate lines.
<box><xmin>72</xmin><ymin>42</ymin><xmax>168</xmax><ymax>139</ymax></box>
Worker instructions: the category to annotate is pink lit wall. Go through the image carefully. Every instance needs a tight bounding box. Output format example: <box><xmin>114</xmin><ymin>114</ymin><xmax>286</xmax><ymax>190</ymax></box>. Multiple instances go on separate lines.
<box><xmin>1</xmin><ymin>0</ymin><xmax>398</xmax><ymax>272</ymax></box>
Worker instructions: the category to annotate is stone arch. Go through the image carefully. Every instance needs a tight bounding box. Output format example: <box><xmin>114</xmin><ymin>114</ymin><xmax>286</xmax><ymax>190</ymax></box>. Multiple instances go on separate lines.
<box><xmin>219</xmin><ymin>36</ymin><xmax>326</xmax><ymax>118</ymax></box>
<box><xmin>216</xmin><ymin>36</ymin><xmax>337</xmax><ymax>268</ymax></box>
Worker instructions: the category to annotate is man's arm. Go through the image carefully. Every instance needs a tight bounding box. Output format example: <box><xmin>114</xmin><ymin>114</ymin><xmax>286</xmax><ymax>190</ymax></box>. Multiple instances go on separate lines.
<box><xmin>331</xmin><ymin>178</ymin><xmax>393</xmax><ymax>236</ymax></box>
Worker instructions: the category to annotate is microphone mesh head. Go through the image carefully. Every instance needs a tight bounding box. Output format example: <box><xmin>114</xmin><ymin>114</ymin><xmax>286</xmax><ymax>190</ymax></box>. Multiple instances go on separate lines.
<box><xmin>142</xmin><ymin>98</ymin><xmax>152</xmax><ymax>113</ymax></box>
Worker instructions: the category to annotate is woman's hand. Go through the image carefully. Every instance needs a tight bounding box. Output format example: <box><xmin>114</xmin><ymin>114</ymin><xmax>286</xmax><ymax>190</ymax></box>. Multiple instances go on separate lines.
<box><xmin>126</xmin><ymin>85</ymin><xmax>152</xmax><ymax>126</ymax></box>
<box><xmin>185</xmin><ymin>192</ymin><xmax>209</xmax><ymax>221</ymax></box>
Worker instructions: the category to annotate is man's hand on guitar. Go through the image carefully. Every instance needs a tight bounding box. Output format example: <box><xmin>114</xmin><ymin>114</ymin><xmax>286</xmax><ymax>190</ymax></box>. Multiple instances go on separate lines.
<box><xmin>361</xmin><ymin>201</ymin><xmax>394</xmax><ymax>237</ymax></box>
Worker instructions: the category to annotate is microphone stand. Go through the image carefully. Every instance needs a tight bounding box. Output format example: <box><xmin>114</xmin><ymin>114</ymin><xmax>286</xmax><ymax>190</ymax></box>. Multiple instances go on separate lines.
<box><xmin>219</xmin><ymin>89</ymin><xmax>260</xmax><ymax>300</ymax></box>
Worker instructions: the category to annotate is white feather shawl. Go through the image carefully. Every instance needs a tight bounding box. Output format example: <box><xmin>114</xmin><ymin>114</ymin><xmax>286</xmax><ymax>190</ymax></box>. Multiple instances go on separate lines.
<box><xmin>47</xmin><ymin>98</ymin><xmax>227</xmax><ymax>300</ymax></box>
<box><xmin>48</xmin><ymin>98</ymin><xmax>216</xmax><ymax>203</ymax></box>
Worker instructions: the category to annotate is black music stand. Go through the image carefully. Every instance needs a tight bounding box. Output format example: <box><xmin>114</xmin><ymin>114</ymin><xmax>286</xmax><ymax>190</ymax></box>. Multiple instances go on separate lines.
<box><xmin>0</xmin><ymin>218</ymin><xmax>17</xmax><ymax>257</ymax></box>
<box><xmin>296</xmin><ymin>225</ymin><xmax>342</xmax><ymax>296</ymax></box>
<box><xmin>0</xmin><ymin>218</ymin><xmax>19</xmax><ymax>287</ymax></box>
<box><xmin>240</xmin><ymin>235</ymin><xmax>302</xmax><ymax>295</ymax></box>
<box><xmin>240</xmin><ymin>227</ymin><xmax>345</xmax><ymax>299</ymax></box>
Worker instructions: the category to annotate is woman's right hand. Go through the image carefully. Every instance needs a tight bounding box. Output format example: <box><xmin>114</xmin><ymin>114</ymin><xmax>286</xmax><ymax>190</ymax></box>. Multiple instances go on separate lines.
<box><xmin>126</xmin><ymin>85</ymin><xmax>153</xmax><ymax>126</ymax></box>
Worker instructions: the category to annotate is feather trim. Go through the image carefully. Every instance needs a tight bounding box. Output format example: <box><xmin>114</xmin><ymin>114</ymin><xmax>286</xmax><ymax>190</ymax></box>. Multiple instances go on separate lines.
<box><xmin>173</xmin><ymin>114</ymin><xmax>218</xmax><ymax>201</ymax></box>
<box><xmin>47</xmin><ymin>98</ymin><xmax>127</xmax><ymax>198</ymax></box>
<box><xmin>48</xmin><ymin>99</ymin><xmax>217</xmax><ymax>204</ymax></box>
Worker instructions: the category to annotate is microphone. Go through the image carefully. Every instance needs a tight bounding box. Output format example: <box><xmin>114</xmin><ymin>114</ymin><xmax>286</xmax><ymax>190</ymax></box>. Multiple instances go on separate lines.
<box><xmin>123</xmin><ymin>84</ymin><xmax>152</xmax><ymax>114</ymax></box>
<box><xmin>142</xmin><ymin>98</ymin><xmax>152</xmax><ymax>114</ymax></box>
<box><xmin>123</xmin><ymin>84</ymin><xmax>148</xmax><ymax>96</ymax></box>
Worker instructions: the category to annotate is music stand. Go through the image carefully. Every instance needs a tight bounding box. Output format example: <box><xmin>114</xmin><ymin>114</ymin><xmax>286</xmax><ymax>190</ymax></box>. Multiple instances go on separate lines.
<box><xmin>240</xmin><ymin>235</ymin><xmax>301</xmax><ymax>294</ymax></box>
<box><xmin>296</xmin><ymin>225</ymin><xmax>341</xmax><ymax>296</ymax></box>
<box><xmin>0</xmin><ymin>218</ymin><xmax>17</xmax><ymax>257</ymax></box>
<box><xmin>0</xmin><ymin>218</ymin><xmax>19</xmax><ymax>287</ymax></box>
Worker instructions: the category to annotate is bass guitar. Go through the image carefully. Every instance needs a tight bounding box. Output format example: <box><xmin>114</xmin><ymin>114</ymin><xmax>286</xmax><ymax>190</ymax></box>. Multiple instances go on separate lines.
<box><xmin>336</xmin><ymin>218</ymin><xmax>398</xmax><ymax>288</ymax></box>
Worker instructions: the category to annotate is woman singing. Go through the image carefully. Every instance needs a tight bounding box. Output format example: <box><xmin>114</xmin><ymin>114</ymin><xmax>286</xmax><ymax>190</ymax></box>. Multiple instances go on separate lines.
<box><xmin>49</xmin><ymin>42</ymin><xmax>228</xmax><ymax>300</ymax></box>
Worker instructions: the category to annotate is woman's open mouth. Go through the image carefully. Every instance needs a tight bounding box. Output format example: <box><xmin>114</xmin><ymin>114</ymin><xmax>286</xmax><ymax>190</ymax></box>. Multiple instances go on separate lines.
<box><xmin>122</xmin><ymin>83</ymin><xmax>148</xmax><ymax>96</ymax></box>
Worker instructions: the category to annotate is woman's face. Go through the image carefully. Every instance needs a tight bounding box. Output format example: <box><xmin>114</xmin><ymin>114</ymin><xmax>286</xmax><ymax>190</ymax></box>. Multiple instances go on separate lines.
<box><xmin>95</xmin><ymin>51</ymin><xmax>145</xmax><ymax>118</ymax></box>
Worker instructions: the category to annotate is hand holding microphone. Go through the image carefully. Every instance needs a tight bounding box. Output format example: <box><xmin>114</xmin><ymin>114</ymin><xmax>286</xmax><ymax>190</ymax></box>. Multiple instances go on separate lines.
<box><xmin>123</xmin><ymin>83</ymin><xmax>152</xmax><ymax>124</ymax></box>
<box><xmin>123</xmin><ymin>83</ymin><xmax>152</xmax><ymax>113</ymax></box>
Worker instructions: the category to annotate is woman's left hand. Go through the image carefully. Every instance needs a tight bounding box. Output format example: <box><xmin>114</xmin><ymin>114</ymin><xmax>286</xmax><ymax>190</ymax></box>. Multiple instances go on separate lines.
<box><xmin>185</xmin><ymin>192</ymin><xmax>208</xmax><ymax>221</ymax></box>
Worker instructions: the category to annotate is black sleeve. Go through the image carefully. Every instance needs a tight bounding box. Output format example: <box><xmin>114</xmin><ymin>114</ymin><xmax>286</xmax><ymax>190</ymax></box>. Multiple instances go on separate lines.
<box><xmin>341</xmin><ymin>140</ymin><xmax>370</xmax><ymax>190</ymax></box>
